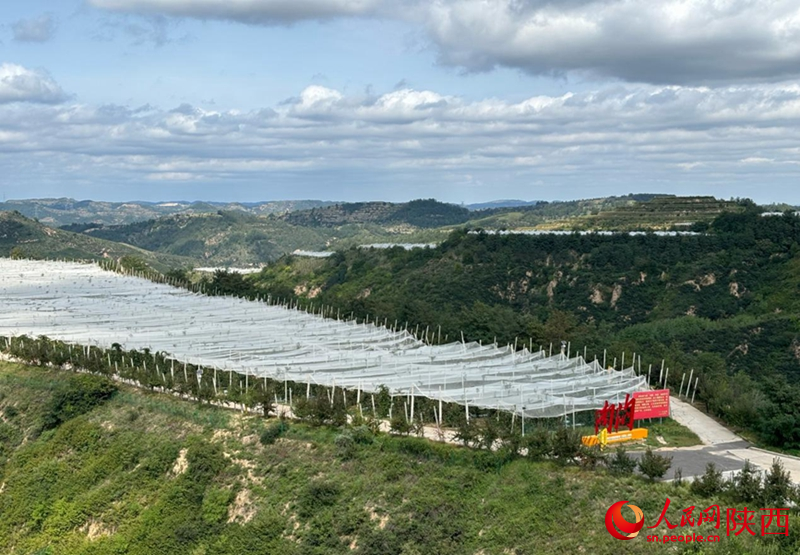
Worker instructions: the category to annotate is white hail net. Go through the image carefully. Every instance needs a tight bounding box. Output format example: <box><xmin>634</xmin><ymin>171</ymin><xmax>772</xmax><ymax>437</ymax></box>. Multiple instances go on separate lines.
<box><xmin>0</xmin><ymin>259</ymin><xmax>647</xmax><ymax>418</ymax></box>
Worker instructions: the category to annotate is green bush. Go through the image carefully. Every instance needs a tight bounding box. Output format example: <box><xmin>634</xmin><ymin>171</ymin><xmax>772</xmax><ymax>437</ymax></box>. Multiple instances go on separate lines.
<box><xmin>260</xmin><ymin>420</ymin><xmax>289</xmax><ymax>445</ymax></box>
<box><xmin>298</xmin><ymin>481</ymin><xmax>340</xmax><ymax>518</ymax></box>
<box><xmin>730</xmin><ymin>460</ymin><xmax>762</xmax><ymax>503</ymax></box>
<box><xmin>551</xmin><ymin>427</ymin><xmax>582</xmax><ymax>465</ymax></box>
<box><xmin>41</xmin><ymin>374</ymin><xmax>117</xmax><ymax>430</ymax></box>
<box><xmin>202</xmin><ymin>487</ymin><xmax>234</xmax><ymax>524</ymax></box>
<box><xmin>762</xmin><ymin>458</ymin><xmax>793</xmax><ymax>506</ymax></box>
<box><xmin>350</xmin><ymin>425</ymin><xmax>373</xmax><ymax>445</ymax></box>
<box><xmin>690</xmin><ymin>462</ymin><xmax>725</xmax><ymax>497</ymax></box>
<box><xmin>334</xmin><ymin>433</ymin><xmax>356</xmax><ymax>460</ymax></box>
<box><xmin>637</xmin><ymin>447</ymin><xmax>672</xmax><ymax>481</ymax></box>
<box><xmin>522</xmin><ymin>427</ymin><xmax>552</xmax><ymax>461</ymax></box>
<box><xmin>185</xmin><ymin>437</ymin><xmax>228</xmax><ymax>484</ymax></box>
<box><xmin>606</xmin><ymin>446</ymin><xmax>637</xmax><ymax>475</ymax></box>
<box><xmin>389</xmin><ymin>413</ymin><xmax>412</xmax><ymax>436</ymax></box>
<box><xmin>293</xmin><ymin>395</ymin><xmax>347</xmax><ymax>427</ymax></box>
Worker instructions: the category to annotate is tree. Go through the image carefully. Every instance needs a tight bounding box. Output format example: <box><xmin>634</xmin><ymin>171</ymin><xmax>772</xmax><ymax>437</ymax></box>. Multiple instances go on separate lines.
<box><xmin>691</xmin><ymin>462</ymin><xmax>725</xmax><ymax>497</ymax></box>
<box><xmin>762</xmin><ymin>458</ymin><xmax>792</xmax><ymax>506</ymax></box>
<box><xmin>607</xmin><ymin>446</ymin><xmax>637</xmax><ymax>476</ymax></box>
<box><xmin>637</xmin><ymin>448</ymin><xmax>672</xmax><ymax>481</ymax></box>
<box><xmin>551</xmin><ymin>426</ymin><xmax>582</xmax><ymax>465</ymax></box>
<box><xmin>730</xmin><ymin>460</ymin><xmax>762</xmax><ymax>503</ymax></box>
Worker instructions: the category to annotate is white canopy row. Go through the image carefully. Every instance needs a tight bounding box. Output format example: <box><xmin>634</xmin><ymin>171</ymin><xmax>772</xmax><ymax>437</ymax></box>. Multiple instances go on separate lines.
<box><xmin>0</xmin><ymin>259</ymin><xmax>647</xmax><ymax>417</ymax></box>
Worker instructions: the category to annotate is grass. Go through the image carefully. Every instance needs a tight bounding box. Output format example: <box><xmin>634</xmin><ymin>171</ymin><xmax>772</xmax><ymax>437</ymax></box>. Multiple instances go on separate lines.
<box><xmin>0</xmin><ymin>360</ymin><xmax>796</xmax><ymax>555</ymax></box>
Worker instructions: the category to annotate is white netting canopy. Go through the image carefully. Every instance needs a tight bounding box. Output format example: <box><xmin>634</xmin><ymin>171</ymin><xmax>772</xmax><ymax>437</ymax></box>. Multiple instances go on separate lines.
<box><xmin>0</xmin><ymin>259</ymin><xmax>647</xmax><ymax>417</ymax></box>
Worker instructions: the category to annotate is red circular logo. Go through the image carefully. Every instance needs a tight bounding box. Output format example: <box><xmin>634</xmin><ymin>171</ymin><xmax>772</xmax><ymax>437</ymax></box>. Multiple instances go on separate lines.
<box><xmin>605</xmin><ymin>500</ymin><xmax>644</xmax><ymax>540</ymax></box>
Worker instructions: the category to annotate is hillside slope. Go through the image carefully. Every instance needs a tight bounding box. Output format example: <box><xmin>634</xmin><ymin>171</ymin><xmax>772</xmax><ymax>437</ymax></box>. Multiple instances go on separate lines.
<box><xmin>1</xmin><ymin>361</ymin><xmax>794</xmax><ymax>554</ymax></box>
<box><xmin>224</xmin><ymin>208</ymin><xmax>800</xmax><ymax>449</ymax></box>
<box><xmin>0</xmin><ymin>198</ymin><xmax>334</xmax><ymax>227</ymax></box>
<box><xmin>281</xmin><ymin>199</ymin><xmax>471</xmax><ymax>228</ymax></box>
<box><xmin>466</xmin><ymin>195</ymin><xmax>743</xmax><ymax>230</ymax></box>
<box><xmin>73</xmin><ymin>210</ymin><xmax>449</xmax><ymax>266</ymax></box>
<box><xmin>0</xmin><ymin>211</ymin><xmax>194</xmax><ymax>271</ymax></box>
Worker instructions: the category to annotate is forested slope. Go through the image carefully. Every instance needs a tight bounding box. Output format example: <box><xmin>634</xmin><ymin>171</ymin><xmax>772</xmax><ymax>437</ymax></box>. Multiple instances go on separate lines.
<box><xmin>201</xmin><ymin>208</ymin><xmax>800</xmax><ymax>449</ymax></box>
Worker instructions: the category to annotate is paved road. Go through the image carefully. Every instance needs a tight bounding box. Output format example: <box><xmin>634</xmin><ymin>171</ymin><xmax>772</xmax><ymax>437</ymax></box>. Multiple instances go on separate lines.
<box><xmin>645</xmin><ymin>396</ymin><xmax>800</xmax><ymax>483</ymax></box>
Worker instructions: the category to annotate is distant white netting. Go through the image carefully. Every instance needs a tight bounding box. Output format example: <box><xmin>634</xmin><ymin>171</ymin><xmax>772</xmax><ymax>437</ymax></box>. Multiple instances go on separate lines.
<box><xmin>0</xmin><ymin>259</ymin><xmax>647</xmax><ymax>418</ymax></box>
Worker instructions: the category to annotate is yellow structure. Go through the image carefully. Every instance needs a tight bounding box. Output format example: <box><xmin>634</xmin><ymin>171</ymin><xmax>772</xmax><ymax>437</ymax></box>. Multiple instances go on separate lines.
<box><xmin>581</xmin><ymin>428</ymin><xmax>648</xmax><ymax>448</ymax></box>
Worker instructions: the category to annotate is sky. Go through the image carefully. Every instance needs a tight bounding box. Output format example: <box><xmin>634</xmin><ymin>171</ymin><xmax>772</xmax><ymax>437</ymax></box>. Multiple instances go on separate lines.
<box><xmin>1</xmin><ymin>1</ymin><xmax>800</xmax><ymax>204</ymax></box>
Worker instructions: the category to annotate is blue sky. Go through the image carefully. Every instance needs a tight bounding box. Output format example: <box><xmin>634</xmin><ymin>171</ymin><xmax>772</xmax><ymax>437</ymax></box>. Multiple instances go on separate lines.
<box><xmin>1</xmin><ymin>0</ymin><xmax>800</xmax><ymax>204</ymax></box>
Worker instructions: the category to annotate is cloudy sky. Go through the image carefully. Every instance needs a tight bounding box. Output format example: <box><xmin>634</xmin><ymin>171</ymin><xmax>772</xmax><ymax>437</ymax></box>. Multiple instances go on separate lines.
<box><xmin>1</xmin><ymin>1</ymin><xmax>800</xmax><ymax>204</ymax></box>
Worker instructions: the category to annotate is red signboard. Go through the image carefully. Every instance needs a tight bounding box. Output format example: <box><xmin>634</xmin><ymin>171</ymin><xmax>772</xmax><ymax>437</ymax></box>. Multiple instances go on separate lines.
<box><xmin>632</xmin><ymin>389</ymin><xmax>670</xmax><ymax>419</ymax></box>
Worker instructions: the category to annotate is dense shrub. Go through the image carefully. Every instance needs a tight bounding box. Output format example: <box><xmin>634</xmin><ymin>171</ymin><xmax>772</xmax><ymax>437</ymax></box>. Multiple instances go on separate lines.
<box><xmin>260</xmin><ymin>420</ymin><xmax>289</xmax><ymax>445</ymax></box>
<box><xmin>729</xmin><ymin>460</ymin><xmax>762</xmax><ymax>503</ymax></box>
<box><xmin>334</xmin><ymin>432</ymin><xmax>356</xmax><ymax>460</ymax></box>
<box><xmin>41</xmin><ymin>374</ymin><xmax>117</xmax><ymax>430</ymax></box>
<box><xmin>298</xmin><ymin>481</ymin><xmax>340</xmax><ymax>518</ymax></box>
<box><xmin>551</xmin><ymin>427</ymin><xmax>583</xmax><ymax>465</ymax></box>
<box><xmin>690</xmin><ymin>462</ymin><xmax>725</xmax><ymax>497</ymax></box>
<box><xmin>350</xmin><ymin>425</ymin><xmax>373</xmax><ymax>445</ymax></box>
<box><xmin>762</xmin><ymin>458</ymin><xmax>794</xmax><ymax>506</ymax></box>
<box><xmin>389</xmin><ymin>413</ymin><xmax>412</xmax><ymax>436</ymax></box>
<box><xmin>637</xmin><ymin>447</ymin><xmax>672</xmax><ymax>481</ymax></box>
<box><xmin>607</xmin><ymin>446</ymin><xmax>637</xmax><ymax>475</ymax></box>
<box><xmin>522</xmin><ymin>427</ymin><xmax>552</xmax><ymax>461</ymax></box>
<box><xmin>185</xmin><ymin>437</ymin><xmax>228</xmax><ymax>484</ymax></box>
<box><xmin>293</xmin><ymin>395</ymin><xmax>347</xmax><ymax>427</ymax></box>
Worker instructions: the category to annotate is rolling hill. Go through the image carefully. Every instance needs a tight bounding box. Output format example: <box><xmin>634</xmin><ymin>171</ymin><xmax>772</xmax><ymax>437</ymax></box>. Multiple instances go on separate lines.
<box><xmin>0</xmin><ymin>211</ymin><xmax>194</xmax><ymax>271</ymax></box>
<box><xmin>202</xmin><ymin>206</ymin><xmax>800</xmax><ymax>450</ymax></box>
<box><xmin>70</xmin><ymin>210</ymin><xmax>448</xmax><ymax>267</ymax></box>
<box><xmin>0</xmin><ymin>198</ymin><xmax>334</xmax><ymax>227</ymax></box>
<box><xmin>465</xmin><ymin>195</ymin><xmax>743</xmax><ymax>230</ymax></box>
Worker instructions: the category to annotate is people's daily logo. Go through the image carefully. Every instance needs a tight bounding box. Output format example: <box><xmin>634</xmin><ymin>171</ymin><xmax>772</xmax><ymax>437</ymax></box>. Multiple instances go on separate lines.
<box><xmin>605</xmin><ymin>500</ymin><xmax>644</xmax><ymax>540</ymax></box>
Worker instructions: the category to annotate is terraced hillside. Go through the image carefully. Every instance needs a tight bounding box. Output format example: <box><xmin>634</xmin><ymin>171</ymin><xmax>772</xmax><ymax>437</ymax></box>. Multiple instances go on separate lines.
<box><xmin>537</xmin><ymin>196</ymin><xmax>746</xmax><ymax>230</ymax></box>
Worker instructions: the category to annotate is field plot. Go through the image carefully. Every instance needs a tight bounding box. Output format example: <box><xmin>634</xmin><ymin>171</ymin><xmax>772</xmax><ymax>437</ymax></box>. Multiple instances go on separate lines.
<box><xmin>0</xmin><ymin>259</ymin><xmax>646</xmax><ymax>417</ymax></box>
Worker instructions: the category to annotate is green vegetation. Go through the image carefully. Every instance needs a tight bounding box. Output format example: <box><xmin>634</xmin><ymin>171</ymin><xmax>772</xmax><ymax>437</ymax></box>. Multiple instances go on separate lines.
<box><xmin>283</xmin><ymin>198</ymin><xmax>471</xmax><ymax>228</ymax></box>
<box><xmin>4</xmin><ymin>195</ymin><xmax>749</xmax><ymax>267</ymax></box>
<box><xmin>464</xmin><ymin>194</ymin><xmax>742</xmax><ymax>230</ymax></box>
<box><xmin>0</xmin><ymin>211</ymin><xmax>194</xmax><ymax>272</ymax></box>
<box><xmin>1</xmin><ymin>360</ymin><xmax>798</xmax><ymax>554</ymax></box>
<box><xmin>76</xmin><ymin>210</ymin><xmax>448</xmax><ymax>266</ymax></box>
<box><xmin>533</xmin><ymin>195</ymin><xmax>745</xmax><ymax>231</ymax></box>
<box><xmin>204</xmin><ymin>206</ymin><xmax>800</xmax><ymax>450</ymax></box>
<box><xmin>637</xmin><ymin>448</ymin><xmax>673</xmax><ymax>481</ymax></box>
<box><xmin>1</xmin><ymin>198</ymin><xmax>334</xmax><ymax>227</ymax></box>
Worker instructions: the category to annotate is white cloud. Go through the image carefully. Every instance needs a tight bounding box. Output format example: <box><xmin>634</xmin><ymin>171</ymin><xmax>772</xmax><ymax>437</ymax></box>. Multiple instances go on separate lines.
<box><xmin>90</xmin><ymin>0</ymin><xmax>382</xmax><ymax>24</ymax></box>
<box><xmin>88</xmin><ymin>0</ymin><xmax>800</xmax><ymax>85</ymax></box>
<box><xmin>2</xmin><ymin>81</ymin><xmax>800</xmax><ymax>196</ymax></box>
<box><xmin>420</xmin><ymin>0</ymin><xmax>800</xmax><ymax>84</ymax></box>
<box><xmin>0</xmin><ymin>63</ymin><xmax>67</xmax><ymax>104</ymax></box>
<box><xmin>12</xmin><ymin>13</ymin><xmax>57</xmax><ymax>43</ymax></box>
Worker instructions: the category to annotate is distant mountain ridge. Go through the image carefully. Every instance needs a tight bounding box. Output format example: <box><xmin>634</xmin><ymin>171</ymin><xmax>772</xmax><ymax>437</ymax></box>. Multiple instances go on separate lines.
<box><xmin>0</xmin><ymin>198</ymin><xmax>335</xmax><ymax>227</ymax></box>
<box><xmin>281</xmin><ymin>199</ymin><xmax>472</xmax><ymax>228</ymax></box>
<box><xmin>466</xmin><ymin>199</ymin><xmax>541</xmax><ymax>210</ymax></box>
<box><xmin>0</xmin><ymin>194</ymin><xmax>757</xmax><ymax>267</ymax></box>
<box><xmin>0</xmin><ymin>211</ymin><xmax>193</xmax><ymax>271</ymax></box>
